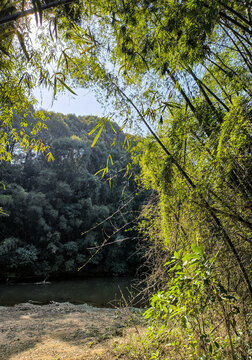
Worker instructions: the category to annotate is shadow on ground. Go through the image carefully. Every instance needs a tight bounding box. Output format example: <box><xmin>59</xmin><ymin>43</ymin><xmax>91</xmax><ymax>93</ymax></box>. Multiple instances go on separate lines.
<box><xmin>0</xmin><ymin>303</ymin><xmax>136</xmax><ymax>359</ymax></box>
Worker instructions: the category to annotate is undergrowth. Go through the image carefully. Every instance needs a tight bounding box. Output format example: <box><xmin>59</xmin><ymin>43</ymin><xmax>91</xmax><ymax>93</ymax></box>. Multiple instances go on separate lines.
<box><xmin>108</xmin><ymin>245</ymin><xmax>251</xmax><ymax>360</ymax></box>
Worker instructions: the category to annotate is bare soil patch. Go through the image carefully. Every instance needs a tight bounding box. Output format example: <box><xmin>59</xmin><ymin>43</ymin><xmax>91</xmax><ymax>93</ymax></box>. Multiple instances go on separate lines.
<box><xmin>0</xmin><ymin>302</ymin><xmax>140</xmax><ymax>360</ymax></box>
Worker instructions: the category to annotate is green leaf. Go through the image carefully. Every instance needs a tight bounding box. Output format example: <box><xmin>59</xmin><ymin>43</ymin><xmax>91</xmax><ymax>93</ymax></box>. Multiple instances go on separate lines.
<box><xmin>174</xmin><ymin>249</ymin><xmax>182</xmax><ymax>259</ymax></box>
<box><xmin>91</xmin><ymin>123</ymin><xmax>104</xmax><ymax>148</ymax></box>
<box><xmin>122</xmin><ymin>74</ymin><xmax>136</xmax><ymax>85</ymax></box>
<box><xmin>191</xmin><ymin>244</ymin><xmax>204</xmax><ymax>256</ymax></box>
<box><xmin>80</xmin><ymin>45</ymin><xmax>95</xmax><ymax>55</ymax></box>
<box><xmin>181</xmin><ymin>315</ymin><xmax>188</xmax><ymax>328</ymax></box>
<box><xmin>94</xmin><ymin>168</ymin><xmax>106</xmax><ymax>176</ymax></box>
<box><xmin>164</xmin><ymin>259</ymin><xmax>176</xmax><ymax>266</ymax></box>
<box><xmin>108</xmin><ymin>154</ymin><xmax>113</xmax><ymax>165</ymax></box>
<box><xmin>16</xmin><ymin>30</ymin><xmax>30</xmax><ymax>60</ymax></box>
<box><xmin>88</xmin><ymin>118</ymin><xmax>106</xmax><ymax>136</ymax></box>
<box><xmin>53</xmin><ymin>76</ymin><xmax>57</xmax><ymax>98</ymax></box>
<box><xmin>46</xmin><ymin>152</ymin><xmax>55</xmax><ymax>162</ymax></box>
<box><xmin>57</xmin><ymin>78</ymin><xmax>77</xmax><ymax>95</ymax></box>
<box><xmin>108</xmin><ymin>120</ymin><xmax>117</xmax><ymax>134</ymax></box>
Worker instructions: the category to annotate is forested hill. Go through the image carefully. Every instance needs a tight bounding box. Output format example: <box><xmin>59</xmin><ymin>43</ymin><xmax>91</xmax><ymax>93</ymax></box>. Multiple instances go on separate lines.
<box><xmin>0</xmin><ymin>112</ymin><xmax>145</xmax><ymax>281</ymax></box>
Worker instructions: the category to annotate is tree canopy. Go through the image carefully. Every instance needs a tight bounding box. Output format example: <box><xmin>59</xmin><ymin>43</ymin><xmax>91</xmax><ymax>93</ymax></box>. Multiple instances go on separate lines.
<box><xmin>0</xmin><ymin>112</ymin><xmax>146</xmax><ymax>279</ymax></box>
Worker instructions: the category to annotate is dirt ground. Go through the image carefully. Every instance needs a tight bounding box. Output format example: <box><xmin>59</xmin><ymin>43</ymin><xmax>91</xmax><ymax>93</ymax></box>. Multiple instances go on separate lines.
<box><xmin>0</xmin><ymin>302</ymin><xmax>142</xmax><ymax>360</ymax></box>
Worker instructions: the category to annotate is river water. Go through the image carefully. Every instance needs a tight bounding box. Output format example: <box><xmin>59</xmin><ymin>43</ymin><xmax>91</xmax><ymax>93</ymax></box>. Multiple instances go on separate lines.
<box><xmin>0</xmin><ymin>277</ymin><xmax>139</xmax><ymax>307</ymax></box>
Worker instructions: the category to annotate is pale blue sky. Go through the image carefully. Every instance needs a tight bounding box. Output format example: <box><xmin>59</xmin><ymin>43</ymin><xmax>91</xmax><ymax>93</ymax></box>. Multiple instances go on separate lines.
<box><xmin>33</xmin><ymin>87</ymin><xmax>103</xmax><ymax>117</ymax></box>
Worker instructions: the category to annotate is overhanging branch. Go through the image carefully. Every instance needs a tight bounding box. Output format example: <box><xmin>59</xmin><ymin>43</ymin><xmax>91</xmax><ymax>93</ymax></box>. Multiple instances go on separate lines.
<box><xmin>0</xmin><ymin>0</ymin><xmax>74</xmax><ymax>26</ymax></box>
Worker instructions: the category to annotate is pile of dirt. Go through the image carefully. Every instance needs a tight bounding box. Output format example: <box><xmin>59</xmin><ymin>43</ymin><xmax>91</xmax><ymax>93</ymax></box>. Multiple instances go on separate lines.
<box><xmin>0</xmin><ymin>302</ymin><xmax>141</xmax><ymax>360</ymax></box>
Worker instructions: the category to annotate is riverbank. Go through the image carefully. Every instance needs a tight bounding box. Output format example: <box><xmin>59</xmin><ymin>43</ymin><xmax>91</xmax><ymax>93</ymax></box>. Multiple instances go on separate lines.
<box><xmin>0</xmin><ymin>302</ymin><xmax>145</xmax><ymax>360</ymax></box>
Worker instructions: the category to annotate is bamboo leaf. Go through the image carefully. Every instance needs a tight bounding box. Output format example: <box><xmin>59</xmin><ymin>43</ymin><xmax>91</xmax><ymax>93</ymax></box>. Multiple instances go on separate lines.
<box><xmin>57</xmin><ymin>52</ymin><xmax>63</xmax><ymax>69</ymax></box>
<box><xmin>80</xmin><ymin>45</ymin><xmax>95</xmax><ymax>55</ymax></box>
<box><xmin>88</xmin><ymin>118</ymin><xmax>105</xmax><ymax>136</ymax></box>
<box><xmin>46</xmin><ymin>152</ymin><xmax>55</xmax><ymax>162</ymax></box>
<box><xmin>0</xmin><ymin>30</ymin><xmax>15</xmax><ymax>42</ymax></box>
<box><xmin>53</xmin><ymin>76</ymin><xmax>57</xmax><ymax>97</ymax></box>
<box><xmin>108</xmin><ymin>154</ymin><xmax>113</xmax><ymax>165</ymax></box>
<box><xmin>16</xmin><ymin>31</ymin><xmax>30</xmax><ymax>60</ymax></box>
<box><xmin>91</xmin><ymin>124</ymin><xmax>104</xmax><ymax>148</ymax></box>
<box><xmin>108</xmin><ymin>120</ymin><xmax>117</xmax><ymax>133</ymax></box>
<box><xmin>122</xmin><ymin>74</ymin><xmax>136</xmax><ymax>85</ymax></box>
<box><xmin>57</xmin><ymin>78</ymin><xmax>77</xmax><ymax>95</ymax></box>
<box><xmin>94</xmin><ymin>168</ymin><xmax>106</xmax><ymax>176</ymax></box>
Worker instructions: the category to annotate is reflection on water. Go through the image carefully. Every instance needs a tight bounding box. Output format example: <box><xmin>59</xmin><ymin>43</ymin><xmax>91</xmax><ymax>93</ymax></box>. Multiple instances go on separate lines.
<box><xmin>0</xmin><ymin>277</ymin><xmax>137</xmax><ymax>307</ymax></box>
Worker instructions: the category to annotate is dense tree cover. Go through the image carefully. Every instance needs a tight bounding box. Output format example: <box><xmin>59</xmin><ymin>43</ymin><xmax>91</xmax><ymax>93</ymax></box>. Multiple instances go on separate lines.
<box><xmin>0</xmin><ymin>1</ymin><xmax>251</xmax><ymax>359</ymax></box>
<box><xmin>0</xmin><ymin>112</ymin><xmax>146</xmax><ymax>280</ymax></box>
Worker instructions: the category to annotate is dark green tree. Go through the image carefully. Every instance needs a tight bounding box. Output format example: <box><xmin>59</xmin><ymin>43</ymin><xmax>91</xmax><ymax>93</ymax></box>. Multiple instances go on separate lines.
<box><xmin>0</xmin><ymin>112</ymin><xmax>145</xmax><ymax>279</ymax></box>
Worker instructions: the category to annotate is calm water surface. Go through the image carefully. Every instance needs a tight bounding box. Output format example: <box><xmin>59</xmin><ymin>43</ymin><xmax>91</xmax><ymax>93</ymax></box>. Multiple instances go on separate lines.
<box><xmin>0</xmin><ymin>277</ymin><xmax>137</xmax><ymax>307</ymax></box>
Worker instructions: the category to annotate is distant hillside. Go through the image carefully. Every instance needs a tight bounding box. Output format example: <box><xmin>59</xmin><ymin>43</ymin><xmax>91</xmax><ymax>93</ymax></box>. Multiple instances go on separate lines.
<box><xmin>0</xmin><ymin>112</ymin><xmax>147</xmax><ymax>281</ymax></box>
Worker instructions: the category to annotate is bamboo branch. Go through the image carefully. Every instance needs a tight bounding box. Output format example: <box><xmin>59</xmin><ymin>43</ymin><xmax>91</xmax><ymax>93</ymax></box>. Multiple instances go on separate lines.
<box><xmin>218</xmin><ymin>0</ymin><xmax>252</xmax><ymax>28</ymax></box>
<box><xmin>220</xmin><ymin>24</ymin><xmax>252</xmax><ymax>73</ymax></box>
<box><xmin>220</xmin><ymin>11</ymin><xmax>252</xmax><ymax>36</ymax></box>
<box><xmin>109</xmin><ymin>77</ymin><xmax>252</xmax><ymax>297</ymax></box>
<box><xmin>0</xmin><ymin>0</ymin><xmax>74</xmax><ymax>26</ymax></box>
